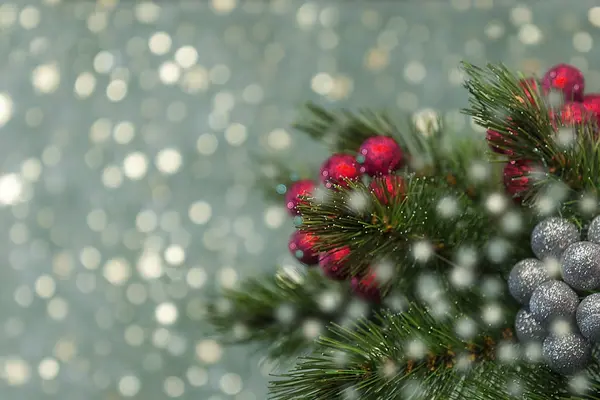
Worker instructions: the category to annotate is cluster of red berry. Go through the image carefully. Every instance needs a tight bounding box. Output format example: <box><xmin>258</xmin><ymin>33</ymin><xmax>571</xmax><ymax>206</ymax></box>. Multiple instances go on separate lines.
<box><xmin>490</xmin><ymin>64</ymin><xmax>600</xmax><ymax>201</ymax></box>
<box><xmin>285</xmin><ymin>135</ymin><xmax>405</xmax><ymax>302</ymax></box>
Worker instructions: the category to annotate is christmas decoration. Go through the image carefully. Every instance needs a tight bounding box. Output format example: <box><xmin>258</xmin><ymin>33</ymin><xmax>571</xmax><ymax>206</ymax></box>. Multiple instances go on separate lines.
<box><xmin>502</xmin><ymin>160</ymin><xmax>533</xmax><ymax>200</ymax></box>
<box><xmin>541</xmin><ymin>63</ymin><xmax>585</xmax><ymax>102</ymax></box>
<box><xmin>508</xmin><ymin>258</ymin><xmax>550</xmax><ymax>304</ymax></box>
<box><xmin>486</xmin><ymin>129</ymin><xmax>512</xmax><ymax>155</ymax></box>
<box><xmin>319</xmin><ymin>153</ymin><xmax>361</xmax><ymax>189</ymax></box>
<box><xmin>369</xmin><ymin>174</ymin><xmax>405</xmax><ymax>205</ymax></box>
<box><xmin>582</xmin><ymin>94</ymin><xmax>600</xmax><ymax>120</ymax></box>
<box><xmin>515</xmin><ymin>308</ymin><xmax>547</xmax><ymax>343</ymax></box>
<box><xmin>529</xmin><ymin>280</ymin><xmax>579</xmax><ymax>326</ymax></box>
<box><xmin>560</xmin><ymin>241</ymin><xmax>600</xmax><ymax>291</ymax></box>
<box><xmin>288</xmin><ymin>230</ymin><xmax>319</xmax><ymax>265</ymax></box>
<box><xmin>587</xmin><ymin>215</ymin><xmax>600</xmax><ymax>244</ymax></box>
<box><xmin>319</xmin><ymin>246</ymin><xmax>351</xmax><ymax>280</ymax></box>
<box><xmin>357</xmin><ymin>136</ymin><xmax>403</xmax><ymax>176</ymax></box>
<box><xmin>285</xmin><ymin>179</ymin><xmax>316</xmax><ymax>216</ymax></box>
<box><xmin>530</xmin><ymin>217</ymin><xmax>579</xmax><ymax>261</ymax></box>
<box><xmin>542</xmin><ymin>332</ymin><xmax>591</xmax><ymax>375</ymax></box>
<box><xmin>350</xmin><ymin>272</ymin><xmax>381</xmax><ymax>303</ymax></box>
<box><xmin>210</xmin><ymin>64</ymin><xmax>600</xmax><ymax>397</ymax></box>
<box><xmin>559</xmin><ymin>101</ymin><xmax>595</xmax><ymax>126</ymax></box>
<box><xmin>576</xmin><ymin>293</ymin><xmax>600</xmax><ymax>342</ymax></box>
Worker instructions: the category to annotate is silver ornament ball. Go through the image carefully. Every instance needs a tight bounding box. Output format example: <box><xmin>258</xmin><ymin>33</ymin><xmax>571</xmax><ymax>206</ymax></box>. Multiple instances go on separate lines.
<box><xmin>577</xmin><ymin>294</ymin><xmax>600</xmax><ymax>343</ymax></box>
<box><xmin>531</xmin><ymin>217</ymin><xmax>579</xmax><ymax>261</ymax></box>
<box><xmin>515</xmin><ymin>308</ymin><xmax>547</xmax><ymax>343</ymax></box>
<box><xmin>529</xmin><ymin>280</ymin><xmax>579</xmax><ymax>326</ymax></box>
<box><xmin>542</xmin><ymin>332</ymin><xmax>591</xmax><ymax>375</ymax></box>
<box><xmin>588</xmin><ymin>215</ymin><xmax>600</xmax><ymax>245</ymax></box>
<box><xmin>561</xmin><ymin>241</ymin><xmax>600</xmax><ymax>291</ymax></box>
<box><xmin>508</xmin><ymin>258</ymin><xmax>550</xmax><ymax>304</ymax></box>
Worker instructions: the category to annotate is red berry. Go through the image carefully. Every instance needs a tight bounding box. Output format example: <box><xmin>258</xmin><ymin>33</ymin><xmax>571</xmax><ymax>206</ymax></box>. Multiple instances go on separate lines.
<box><xmin>319</xmin><ymin>247</ymin><xmax>351</xmax><ymax>280</ymax></box>
<box><xmin>319</xmin><ymin>154</ymin><xmax>361</xmax><ymax>189</ymax></box>
<box><xmin>288</xmin><ymin>230</ymin><xmax>319</xmax><ymax>265</ymax></box>
<box><xmin>369</xmin><ymin>175</ymin><xmax>405</xmax><ymax>205</ymax></box>
<box><xmin>560</xmin><ymin>102</ymin><xmax>595</xmax><ymax>126</ymax></box>
<box><xmin>358</xmin><ymin>136</ymin><xmax>403</xmax><ymax>176</ymax></box>
<box><xmin>542</xmin><ymin>64</ymin><xmax>585</xmax><ymax>102</ymax></box>
<box><xmin>351</xmin><ymin>272</ymin><xmax>381</xmax><ymax>303</ymax></box>
<box><xmin>486</xmin><ymin>129</ymin><xmax>514</xmax><ymax>155</ymax></box>
<box><xmin>583</xmin><ymin>94</ymin><xmax>600</xmax><ymax>119</ymax></box>
<box><xmin>285</xmin><ymin>180</ymin><xmax>316</xmax><ymax>216</ymax></box>
<box><xmin>503</xmin><ymin>160</ymin><xmax>533</xmax><ymax>200</ymax></box>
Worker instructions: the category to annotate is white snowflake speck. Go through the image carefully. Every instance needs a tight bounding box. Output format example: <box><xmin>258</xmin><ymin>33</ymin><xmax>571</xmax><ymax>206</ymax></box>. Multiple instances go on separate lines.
<box><xmin>481</xmin><ymin>303</ymin><xmax>503</xmax><ymax>326</ymax></box>
<box><xmin>454</xmin><ymin>246</ymin><xmax>478</xmax><ymax>269</ymax></box>
<box><xmin>485</xmin><ymin>193</ymin><xmax>507</xmax><ymax>215</ymax></box>
<box><xmin>275</xmin><ymin>304</ymin><xmax>296</xmax><ymax>325</ymax></box>
<box><xmin>455</xmin><ymin>317</ymin><xmax>477</xmax><ymax>340</ymax></box>
<box><xmin>317</xmin><ymin>290</ymin><xmax>342</xmax><ymax>313</ymax></box>
<box><xmin>412</xmin><ymin>240</ymin><xmax>434</xmax><ymax>263</ymax></box>
<box><xmin>450</xmin><ymin>266</ymin><xmax>475</xmax><ymax>289</ymax></box>
<box><xmin>500</xmin><ymin>211</ymin><xmax>523</xmax><ymax>234</ymax></box>
<box><xmin>405</xmin><ymin>338</ymin><xmax>427</xmax><ymax>359</ymax></box>
<box><xmin>346</xmin><ymin>190</ymin><xmax>370</xmax><ymax>213</ymax></box>
<box><xmin>436</xmin><ymin>196</ymin><xmax>459</xmax><ymax>218</ymax></box>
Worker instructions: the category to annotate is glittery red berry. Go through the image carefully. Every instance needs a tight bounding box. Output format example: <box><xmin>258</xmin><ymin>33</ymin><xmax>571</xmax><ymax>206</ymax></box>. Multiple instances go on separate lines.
<box><xmin>351</xmin><ymin>272</ymin><xmax>381</xmax><ymax>303</ymax></box>
<box><xmin>320</xmin><ymin>154</ymin><xmax>361</xmax><ymax>189</ymax></box>
<box><xmin>369</xmin><ymin>175</ymin><xmax>405</xmax><ymax>205</ymax></box>
<box><xmin>319</xmin><ymin>246</ymin><xmax>351</xmax><ymax>280</ymax></box>
<box><xmin>486</xmin><ymin>129</ymin><xmax>514</xmax><ymax>155</ymax></box>
<box><xmin>288</xmin><ymin>230</ymin><xmax>319</xmax><ymax>265</ymax></box>
<box><xmin>542</xmin><ymin>64</ymin><xmax>585</xmax><ymax>102</ymax></box>
<box><xmin>285</xmin><ymin>179</ymin><xmax>316</xmax><ymax>216</ymax></box>
<box><xmin>357</xmin><ymin>136</ymin><xmax>403</xmax><ymax>176</ymax></box>
<box><xmin>583</xmin><ymin>94</ymin><xmax>600</xmax><ymax>120</ymax></box>
<box><xmin>503</xmin><ymin>160</ymin><xmax>533</xmax><ymax>200</ymax></box>
<box><xmin>560</xmin><ymin>102</ymin><xmax>596</xmax><ymax>126</ymax></box>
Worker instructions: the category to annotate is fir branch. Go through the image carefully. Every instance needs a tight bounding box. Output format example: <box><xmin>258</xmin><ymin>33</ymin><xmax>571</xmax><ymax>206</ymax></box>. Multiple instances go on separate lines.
<box><xmin>461</xmin><ymin>62</ymin><xmax>600</xmax><ymax>198</ymax></box>
<box><xmin>269</xmin><ymin>307</ymin><xmax>600</xmax><ymax>400</ymax></box>
<box><xmin>206</xmin><ymin>268</ymin><xmax>370</xmax><ymax>360</ymax></box>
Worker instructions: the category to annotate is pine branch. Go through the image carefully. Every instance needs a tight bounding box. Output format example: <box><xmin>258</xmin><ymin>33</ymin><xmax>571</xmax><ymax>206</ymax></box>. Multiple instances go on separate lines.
<box><xmin>461</xmin><ymin>62</ymin><xmax>600</xmax><ymax>199</ymax></box>
<box><xmin>252</xmin><ymin>152</ymin><xmax>317</xmax><ymax>203</ymax></box>
<box><xmin>293</xmin><ymin>102</ymin><xmax>397</xmax><ymax>153</ymax></box>
<box><xmin>206</xmin><ymin>268</ymin><xmax>375</xmax><ymax>360</ymax></box>
<box><xmin>269</xmin><ymin>307</ymin><xmax>600</xmax><ymax>400</ymax></box>
<box><xmin>297</xmin><ymin>175</ymin><xmax>532</xmax><ymax>283</ymax></box>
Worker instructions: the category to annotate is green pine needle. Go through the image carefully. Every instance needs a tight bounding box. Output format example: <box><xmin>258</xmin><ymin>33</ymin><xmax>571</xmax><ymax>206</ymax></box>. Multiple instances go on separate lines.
<box><xmin>205</xmin><ymin>268</ymin><xmax>365</xmax><ymax>360</ymax></box>
<box><xmin>269</xmin><ymin>307</ymin><xmax>600</xmax><ymax>400</ymax></box>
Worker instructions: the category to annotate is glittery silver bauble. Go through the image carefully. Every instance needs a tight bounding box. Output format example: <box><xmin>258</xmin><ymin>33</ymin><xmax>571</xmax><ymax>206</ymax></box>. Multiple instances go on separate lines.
<box><xmin>587</xmin><ymin>215</ymin><xmax>600</xmax><ymax>244</ymax></box>
<box><xmin>576</xmin><ymin>294</ymin><xmax>600</xmax><ymax>342</ymax></box>
<box><xmin>529</xmin><ymin>280</ymin><xmax>579</xmax><ymax>326</ymax></box>
<box><xmin>542</xmin><ymin>332</ymin><xmax>591</xmax><ymax>375</ymax></box>
<box><xmin>561</xmin><ymin>241</ymin><xmax>600</xmax><ymax>291</ymax></box>
<box><xmin>531</xmin><ymin>217</ymin><xmax>579</xmax><ymax>260</ymax></box>
<box><xmin>515</xmin><ymin>308</ymin><xmax>547</xmax><ymax>343</ymax></box>
<box><xmin>508</xmin><ymin>258</ymin><xmax>550</xmax><ymax>304</ymax></box>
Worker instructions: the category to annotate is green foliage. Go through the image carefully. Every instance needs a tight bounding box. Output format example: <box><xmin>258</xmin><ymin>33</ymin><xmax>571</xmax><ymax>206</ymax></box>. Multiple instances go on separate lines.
<box><xmin>297</xmin><ymin>173</ymin><xmax>532</xmax><ymax>291</ymax></box>
<box><xmin>206</xmin><ymin>268</ymin><xmax>361</xmax><ymax>360</ymax></box>
<box><xmin>293</xmin><ymin>102</ymin><xmax>397</xmax><ymax>154</ymax></box>
<box><xmin>462</xmin><ymin>62</ymin><xmax>600</xmax><ymax>201</ymax></box>
<box><xmin>253</xmin><ymin>153</ymin><xmax>318</xmax><ymax>203</ymax></box>
<box><xmin>269</xmin><ymin>307</ymin><xmax>600</xmax><ymax>400</ymax></box>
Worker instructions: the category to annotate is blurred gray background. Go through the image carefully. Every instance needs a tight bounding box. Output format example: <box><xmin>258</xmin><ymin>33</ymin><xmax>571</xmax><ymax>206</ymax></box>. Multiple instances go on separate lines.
<box><xmin>0</xmin><ymin>0</ymin><xmax>599</xmax><ymax>399</ymax></box>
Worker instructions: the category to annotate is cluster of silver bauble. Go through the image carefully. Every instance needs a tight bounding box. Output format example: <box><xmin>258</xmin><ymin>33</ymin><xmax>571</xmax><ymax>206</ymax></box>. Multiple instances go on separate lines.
<box><xmin>508</xmin><ymin>216</ymin><xmax>600</xmax><ymax>375</ymax></box>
